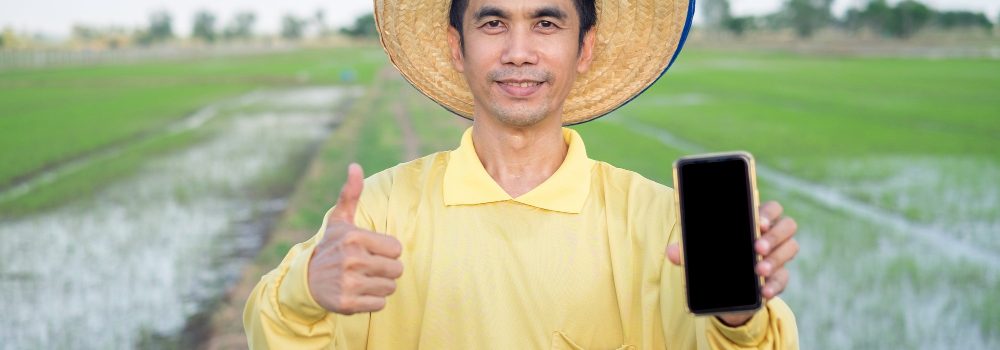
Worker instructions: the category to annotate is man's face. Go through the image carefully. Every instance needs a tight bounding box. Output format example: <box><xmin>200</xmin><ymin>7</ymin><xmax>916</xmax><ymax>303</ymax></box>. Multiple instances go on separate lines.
<box><xmin>448</xmin><ymin>0</ymin><xmax>595</xmax><ymax>128</ymax></box>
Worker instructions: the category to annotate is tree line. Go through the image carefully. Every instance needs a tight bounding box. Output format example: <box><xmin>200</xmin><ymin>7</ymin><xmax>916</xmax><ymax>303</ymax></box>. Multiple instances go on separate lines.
<box><xmin>702</xmin><ymin>0</ymin><xmax>997</xmax><ymax>39</ymax></box>
<box><xmin>129</xmin><ymin>9</ymin><xmax>374</xmax><ymax>44</ymax></box>
<box><xmin>135</xmin><ymin>9</ymin><xmax>376</xmax><ymax>45</ymax></box>
<box><xmin>0</xmin><ymin>9</ymin><xmax>379</xmax><ymax>49</ymax></box>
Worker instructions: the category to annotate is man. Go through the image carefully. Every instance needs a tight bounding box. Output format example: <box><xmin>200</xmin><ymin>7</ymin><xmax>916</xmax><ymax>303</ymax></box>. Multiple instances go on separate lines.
<box><xmin>245</xmin><ymin>0</ymin><xmax>800</xmax><ymax>348</ymax></box>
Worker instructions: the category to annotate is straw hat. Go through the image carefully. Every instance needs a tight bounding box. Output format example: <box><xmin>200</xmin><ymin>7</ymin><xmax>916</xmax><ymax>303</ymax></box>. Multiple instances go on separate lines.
<box><xmin>373</xmin><ymin>0</ymin><xmax>694</xmax><ymax>125</ymax></box>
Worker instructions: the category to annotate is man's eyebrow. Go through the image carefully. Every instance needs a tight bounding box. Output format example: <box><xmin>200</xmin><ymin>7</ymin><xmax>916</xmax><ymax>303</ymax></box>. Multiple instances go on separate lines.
<box><xmin>473</xmin><ymin>6</ymin><xmax>510</xmax><ymax>21</ymax></box>
<box><xmin>532</xmin><ymin>6</ymin><xmax>568</xmax><ymax>20</ymax></box>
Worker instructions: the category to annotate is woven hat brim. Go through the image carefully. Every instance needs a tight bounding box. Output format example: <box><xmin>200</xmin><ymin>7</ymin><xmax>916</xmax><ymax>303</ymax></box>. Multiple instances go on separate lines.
<box><xmin>374</xmin><ymin>0</ymin><xmax>695</xmax><ymax>125</ymax></box>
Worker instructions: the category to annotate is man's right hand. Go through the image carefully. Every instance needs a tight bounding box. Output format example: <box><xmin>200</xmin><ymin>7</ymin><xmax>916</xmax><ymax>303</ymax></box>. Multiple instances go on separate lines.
<box><xmin>307</xmin><ymin>163</ymin><xmax>404</xmax><ymax>315</ymax></box>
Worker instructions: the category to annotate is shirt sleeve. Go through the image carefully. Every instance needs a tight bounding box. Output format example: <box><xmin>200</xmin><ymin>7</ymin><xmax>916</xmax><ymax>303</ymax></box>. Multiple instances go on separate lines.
<box><xmin>705</xmin><ymin>298</ymin><xmax>799</xmax><ymax>349</ymax></box>
<box><xmin>242</xmin><ymin>208</ymin><xmax>338</xmax><ymax>350</ymax></box>
<box><xmin>244</xmin><ymin>188</ymin><xmax>384</xmax><ymax>349</ymax></box>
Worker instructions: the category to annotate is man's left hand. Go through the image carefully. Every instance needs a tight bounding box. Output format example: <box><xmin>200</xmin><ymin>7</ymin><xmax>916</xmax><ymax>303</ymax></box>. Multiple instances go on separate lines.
<box><xmin>666</xmin><ymin>201</ymin><xmax>800</xmax><ymax>327</ymax></box>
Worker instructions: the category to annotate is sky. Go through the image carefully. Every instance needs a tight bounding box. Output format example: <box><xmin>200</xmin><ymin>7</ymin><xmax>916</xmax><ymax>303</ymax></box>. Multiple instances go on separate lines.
<box><xmin>1</xmin><ymin>0</ymin><xmax>998</xmax><ymax>38</ymax></box>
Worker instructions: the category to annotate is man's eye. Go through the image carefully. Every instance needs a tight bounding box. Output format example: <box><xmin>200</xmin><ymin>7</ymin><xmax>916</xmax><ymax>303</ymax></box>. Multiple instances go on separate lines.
<box><xmin>486</xmin><ymin>20</ymin><xmax>502</xmax><ymax>28</ymax></box>
<box><xmin>539</xmin><ymin>21</ymin><xmax>554</xmax><ymax>28</ymax></box>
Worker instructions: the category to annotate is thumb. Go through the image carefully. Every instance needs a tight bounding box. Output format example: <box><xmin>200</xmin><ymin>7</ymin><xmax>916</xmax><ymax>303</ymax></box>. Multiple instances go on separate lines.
<box><xmin>666</xmin><ymin>244</ymin><xmax>684</xmax><ymax>266</ymax></box>
<box><xmin>327</xmin><ymin>163</ymin><xmax>365</xmax><ymax>225</ymax></box>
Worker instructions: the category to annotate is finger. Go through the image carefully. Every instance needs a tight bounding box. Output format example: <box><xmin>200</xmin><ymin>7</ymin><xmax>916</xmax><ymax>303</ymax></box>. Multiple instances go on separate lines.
<box><xmin>340</xmin><ymin>229</ymin><xmax>403</xmax><ymax>258</ymax></box>
<box><xmin>761</xmin><ymin>267</ymin><xmax>789</xmax><ymax>300</ymax></box>
<box><xmin>757</xmin><ymin>237</ymin><xmax>799</xmax><ymax>277</ymax></box>
<box><xmin>364</xmin><ymin>255</ymin><xmax>404</xmax><ymax>279</ymax></box>
<box><xmin>362</xmin><ymin>233</ymin><xmax>403</xmax><ymax>259</ymax></box>
<box><xmin>358</xmin><ymin>277</ymin><xmax>398</xmax><ymax>297</ymax></box>
<box><xmin>665</xmin><ymin>244</ymin><xmax>683</xmax><ymax>266</ymax></box>
<box><xmin>343</xmin><ymin>295</ymin><xmax>385</xmax><ymax>315</ymax></box>
<box><xmin>758</xmin><ymin>201</ymin><xmax>784</xmax><ymax>232</ymax></box>
<box><xmin>357</xmin><ymin>295</ymin><xmax>385</xmax><ymax>312</ymax></box>
<box><xmin>327</xmin><ymin>163</ymin><xmax>365</xmax><ymax>225</ymax></box>
<box><xmin>756</xmin><ymin>217</ymin><xmax>798</xmax><ymax>255</ymax></box>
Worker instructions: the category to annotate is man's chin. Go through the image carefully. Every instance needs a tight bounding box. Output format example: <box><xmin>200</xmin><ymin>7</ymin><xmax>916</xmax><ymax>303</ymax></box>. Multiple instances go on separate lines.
<box><xmin>485</xmin><ymin>102</ymin><xmax>553</xmax><ymax>128</ymax></box>
<box><xmin>494</xmin><ymin>111</ymin><xmax>550</xmax><ymax>128</ymax></box>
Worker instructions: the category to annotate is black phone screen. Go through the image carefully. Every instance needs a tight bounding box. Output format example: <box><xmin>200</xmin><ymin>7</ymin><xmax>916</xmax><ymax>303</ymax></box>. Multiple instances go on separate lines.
<box><xmin>676</xmin><ymin>156</ymin><xmax>761</xmax><ymax>314</ymax></box>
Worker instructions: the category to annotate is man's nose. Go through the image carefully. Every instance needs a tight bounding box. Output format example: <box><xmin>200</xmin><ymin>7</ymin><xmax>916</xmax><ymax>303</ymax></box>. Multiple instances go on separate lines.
<box><xmin>500</xmin><ymin>28</ymin><xmax>538</xmax><ymax>66</ymax></box>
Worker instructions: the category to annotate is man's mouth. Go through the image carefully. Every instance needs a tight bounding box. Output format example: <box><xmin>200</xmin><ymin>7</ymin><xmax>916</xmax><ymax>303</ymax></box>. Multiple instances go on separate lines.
<box><xmin>499</xmin><ymin>81</ymin><xmax>542</xmax><ymax>88</ymax></box>
<box><xmin>495</xmin><ymin>79</ymin><xmax>544</xmax><ymax>97</ymax></box>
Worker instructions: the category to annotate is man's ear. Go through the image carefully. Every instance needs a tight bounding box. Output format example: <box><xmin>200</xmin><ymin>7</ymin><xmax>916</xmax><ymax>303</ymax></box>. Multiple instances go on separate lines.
<box><xmin>447</xmin><ymin>27</ymin><xmax>465</xmax><ymax>73</ymax></box>
<box><xmin>577</xmin><ymin>29</ymin><xmax>597</xmax><ymax>74</ymax></box>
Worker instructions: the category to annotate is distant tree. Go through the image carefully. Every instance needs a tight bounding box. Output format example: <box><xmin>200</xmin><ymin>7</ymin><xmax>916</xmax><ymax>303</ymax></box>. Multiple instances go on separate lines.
<box><xmin>847</xmin><ymin>0</ymin><xmax>944</xmax><ymax>39</ymax></box>
<box><xmin>723</xmin><ymin>16</ymin><xmax>756</xmax><ymax>36</ymax></box>
<box><xmin>136</xmin><ymin>10</ymin><xmax>173</xmax><ymax>45</ymax></box>
<box><xmin>223</xmin><ymin>11</ymin><xmax>256</xmax><ymax>40</ymax></box>
<box><xmin>844</xmin><ymin>8</ymin><xmax>864</xmax><ymax>31</ymax></box>
<box><xmin>845</xmin><ymin>0</ymin><xmax>891</xmax><ymax>33</ymax></box>
<box><xmin>885</xmin><ymin>0</ymin><xmax>932</xmax><ymax>38</ymax></box>
<box><xmin>758</xmin><ymin>12</ymin><xmax>787</xmax><ymax>31</ymax></box>
<box><xmin>701</xmin><ymin>0</ymin><xmax>732</xmax><ymax>30</ymax></box>
<box><xmin>281</xmin><ymin>14</ymin><xmax>307</xmax><ymax>40</ymax></box>
<box><xmin>783</xmin><ymin>0</ymin><xmax>834</xmax><ymax>38</ymax></box>
<box><xmin>935</xmin><ymin>11</ymin><xmax>992</xmax><ymax>31</ymax></box>
<box><xmin>339</xmin><ymin>13</ymin><xmax>377</xmax><ymax>38</ymax></box>
<box><xmin>148</xmin><ymin>11</ymin><xmax>173</xmax><ymax>41</ymax></box>
<box><xmin>192</xmin><ymin>10</ymin><xmax>218</xmax><ymax>43</ymax></box>
<box><xmin>314</xmin><ymin>9</ymin><xmax>330</xmax><ymax>36</ymax></box>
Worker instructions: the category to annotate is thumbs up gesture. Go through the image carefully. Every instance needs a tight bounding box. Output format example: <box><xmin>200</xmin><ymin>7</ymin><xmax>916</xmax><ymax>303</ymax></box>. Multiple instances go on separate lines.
<box><xmin>307</xmin><ymin>163</ymin><xmax>404</xmax><ymax>315</ymax></box>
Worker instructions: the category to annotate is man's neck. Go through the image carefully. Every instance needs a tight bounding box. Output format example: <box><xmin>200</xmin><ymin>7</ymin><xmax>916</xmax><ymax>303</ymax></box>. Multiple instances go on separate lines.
<box><xmin>470</xmin><ymin>116</ymin><xmax>568</xmax><ymax>198</ymax></box>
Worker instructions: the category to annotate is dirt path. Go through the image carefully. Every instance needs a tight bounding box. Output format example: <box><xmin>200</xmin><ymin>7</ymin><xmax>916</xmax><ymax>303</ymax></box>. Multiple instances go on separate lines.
<box><xmin>201</xmin><ymin>68</ymin><xmax>406</xmax><ymax>350</ymax></box>
<box><xmin>201</xmin><ymin>66</ymin><xmax>449</xmax><ymax>350</ymax></box>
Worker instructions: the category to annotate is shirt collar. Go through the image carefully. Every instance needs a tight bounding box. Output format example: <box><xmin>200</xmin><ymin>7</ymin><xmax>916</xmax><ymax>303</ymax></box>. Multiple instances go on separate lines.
<box><xmin>443</xmin><ymin>127</ymin><xmax>595</xmax><ymax>214</ymax></box>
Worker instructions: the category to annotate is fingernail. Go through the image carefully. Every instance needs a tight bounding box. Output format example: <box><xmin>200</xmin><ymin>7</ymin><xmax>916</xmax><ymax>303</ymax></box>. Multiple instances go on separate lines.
<box><xmin>760</xmin><ymin>216</ymin><xmax>770</xmax><ymax>228</ymax></box>
<box><xmin>762</xmin><ymin>286</ymin><xmax>773</xmax><ymax>296</ymax></box>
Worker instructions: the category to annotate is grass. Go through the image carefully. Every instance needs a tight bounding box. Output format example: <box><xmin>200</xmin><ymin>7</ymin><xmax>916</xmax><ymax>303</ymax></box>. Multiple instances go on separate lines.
<box><xmin>5</xmin><ymin>44</ymin><xmax>997</xmax><ymax>348</ymax></box>
<box><xmin>276</xmin><ymin>72</ymin><xmax>406</xmax><ymax>236</ymax></box>
<box><xmin>0</xmin><ymin>46</ymin><xmax>387</xmax><ymax>216</ymax></box>
<box><xmin>0</xmin><ymin>84</ymin><xmax>243</xmax><ymax>186</ymax></box>
<box><xmin>610</xmin><ymin>47</ymin><xmax>1000</xmax><ymax>252</ymax></box>
<box><xmin>0</xmin><ymin>46</ymin><xmax>385</xmax><ymax>188</ymax></box>
<box><xmin>625</xmin><ymin>50</ymin><xmax>999</xmax><ymax>164</ymax></box>
<box><xmin>0</xmin><ymin>127</ymin><xmax>207</xmax><ymax>217</ymax></box>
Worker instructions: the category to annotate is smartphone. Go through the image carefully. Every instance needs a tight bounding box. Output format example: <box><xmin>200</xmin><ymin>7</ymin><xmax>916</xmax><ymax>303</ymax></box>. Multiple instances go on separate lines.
<box><xmin>672</xmin><ymin>151</ymin><xmax>763</xmax><ymax>315</ymax></box>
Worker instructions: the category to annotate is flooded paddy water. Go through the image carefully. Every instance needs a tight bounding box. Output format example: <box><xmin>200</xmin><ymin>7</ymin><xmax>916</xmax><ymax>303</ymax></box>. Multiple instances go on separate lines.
<box><xmin>0</xmin><ymin>86</ymin><xmax>360</xmax><ymax>349</ymax></box>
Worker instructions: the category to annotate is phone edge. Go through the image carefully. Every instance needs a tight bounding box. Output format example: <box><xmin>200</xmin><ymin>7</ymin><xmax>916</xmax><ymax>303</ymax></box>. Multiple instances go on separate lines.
<box><xmin>672</xmin><ymin>151</ymin><xmax>765</xmax><ymax>316</ymax></box>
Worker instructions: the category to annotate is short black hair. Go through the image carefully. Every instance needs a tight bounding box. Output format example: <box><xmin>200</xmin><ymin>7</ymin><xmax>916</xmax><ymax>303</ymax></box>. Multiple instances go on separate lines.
<box><xmin>449</xmin><ymin>0</ymin><xmax>597</xmax><ymax>49</ymax></box>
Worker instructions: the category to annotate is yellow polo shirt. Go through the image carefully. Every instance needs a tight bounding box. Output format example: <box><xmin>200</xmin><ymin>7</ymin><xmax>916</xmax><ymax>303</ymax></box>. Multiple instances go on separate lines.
<box><xmin>245</xmin><ymin>127</ymin><xmax>798</xmax><ymax>349</ymax></box>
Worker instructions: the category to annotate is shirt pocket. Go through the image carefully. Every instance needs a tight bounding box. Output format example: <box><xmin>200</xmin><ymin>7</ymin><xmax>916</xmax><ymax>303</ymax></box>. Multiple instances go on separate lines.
<box><xmin>550</xmin><ymin>331</ymin><xmax>635</xmax><ymax>350</ymax></box>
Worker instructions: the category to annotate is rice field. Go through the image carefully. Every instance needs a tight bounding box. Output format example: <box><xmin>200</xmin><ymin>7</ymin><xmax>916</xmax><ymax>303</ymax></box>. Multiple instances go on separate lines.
<box><xmin>1</xmin><ymin>45</ymin><xmax>998</xmax><ymax>349</ymax></box>
<box><xmin>0</xmin><ymin>46</ymin><xmax>385</xmax><ymax>205</ymax></box>
<box><xmin>0</xmin><ymin>86</ymin><xmax>365</xmax><ymax>348</ymax></box>
<box><xmin>378</xmin><ymin>48</ymin><xmax>1000</xmax><ymax>348</ymax></box>
<box><xmin>582</xmin><ymin>49</ymin><xmax>1000</xmax><ymax>348</ymax></box>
